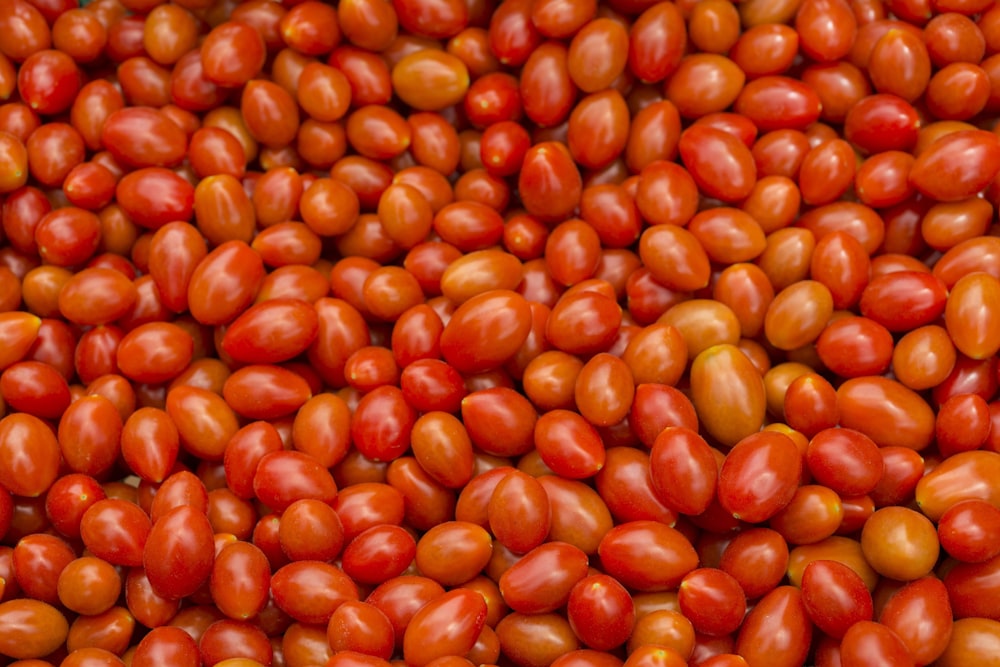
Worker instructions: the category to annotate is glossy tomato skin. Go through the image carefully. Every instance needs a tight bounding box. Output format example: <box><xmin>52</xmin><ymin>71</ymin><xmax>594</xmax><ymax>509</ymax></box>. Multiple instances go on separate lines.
<box><xmin>402</xmin><ymin>589</ymin><xmax>488</xmax><ymax>667</ymax></box>
<box><xmin>439</xmin><ymin>290</ymin><xmax>533</xmax><ymax>373</ymax></box>
<box><xmin>910</xmin><ymin>130</ymin><xmax>1000</xmax><ymax>201</ymax></box>
<box><xmin>718</xmin><ymin>431</ymin><xmax>802</xmax><ymax>523</ymax></box>
<box><xmin>734</xmin><ymin>586</ymin><xmax>812</xmax><ymax>667</ymax></box>
<box><xmin>690</xmin><ymin>344</ymin><xmax>766</xmax><ymax>447</ymax></box>
<box><xmin>143</xmin><ymin>505</ymin><xmax>214</xmax><ymax>600</ymax></box>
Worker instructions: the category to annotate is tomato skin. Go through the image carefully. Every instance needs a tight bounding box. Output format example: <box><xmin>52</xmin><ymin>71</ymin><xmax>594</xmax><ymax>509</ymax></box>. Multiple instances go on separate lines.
<box><xmin>210</xmin><ymin>541</ymin><xmax>271</xmax><ymax>621</ymax></box>
<box><xmin>567</xmin><ymin>573</ymin><xmax>635</xmax><ymax>651</ymax></box>
<box><xmin>938</xmin><ymin>499</ymin><xmax>1000</xmax><ymax>563</ymax></box>
<box><xmin>143</xmin><ymin>505</ymin><xmax>214</xmax><ymax>600</ymax></box>
<box><xmin>837</xmin><ymin>376</ymin><xmax>936</xmax><ymax>451</ymax></box>
<box><xmin>187</xmin><ymin>241</ymin><xmax>265</xmax><ymax>326</ymax></box>
<box><xmin>488</xmin><ymin>469</ymin><xmax>551</xmax><ymax>554</ymax></box>
<box><xmin>935</xmin><ymin>617</ymin><xmax>1000</xmax><ymax>667</ymax></box>
<box><xmin>879</xmin><ymin>576</ymin><xmax>953</xmax><ymax>665</ymax></box>
<box><xmin>271</xmin><ymin>560</ymin><xmax>358</xmax><ymax>625</ymax></box>
<box><xmin>910</xmin><ymin>130</ymin><xmax>1000</xmax><ymax>201</ymax></box>
<box><xmin>100</xmin><ymin>106</ymin><xmax>187</xmax><ymax>168</ymax></box>
<box><xmin>223</xmin><ymin>364</ymin><xmax>312</xmax><ymax>420</ymax></box>
<box><xmin>598</xmin><ymin>520</ymin><xmax>698</xmax><ymax>592</ymax></box>
<box><xmin>718</xmin><ymin>431</ymin><xmax>802</xmax><ymax>523</ymax></box>
<box><xmin>915</xmin><ymin>451</ymin><xmax>1000</xmax><ymax>521</ymax></box>
<box><xmin>499</xmin><ymin>542</ymin><xmax>589</xmax><ymax>614</ymax></box>
<box><xmin>116</xmin><ymin>322</ymin><xmax>193</xmax><ymax>384</ymax></box>
<box><xmin>859</xmin><ymin>270</ymin><xmax>948</xmax><ymax>332</ymax></box>
<box><xmin>518</xmin><ymin>141</ymin><xmax>582</xmax><ymax>221</ymax></box>
<box><xmin>690</xmin><ymin>344</ymin><xmax>766</xmax><ymax>448</ymax></box>
<box><xmin>800</xmin><ymin>560</ymin><xmax>873</xmax><ymax>639</ymax></box>
<box><xmin>734</xmin><ymin>586</ymin><xmax>812</xmax><ymax>667</ymax></box>
<box><xmin>945</xmin><ymin>272</ymin><xmax>1000</xmax><ymax>360</ymax></box>
<box><xmin>0</xmin><ymin>599</ymin><xmax>70</xmax><ymax>660</ymax></box>
<box><xmin>734</xmin><ymin>76</ymin><xmax>823</xmax><ymax>132</ymax></box>
<box><xmin>439</xmin><ymin>290</ymin><xmax>533</xmax><ymax>373</ymax></box>
<box><xmin>350</xmin><ymin>385</ymin><xmax>417</xmax><ymax>462</ymax></box>
<box><xmin>253</xmin><ymin>451</ymin><xmax>338</xmax><ymax>513</ymax></box>
<box><xmin>678</xmin><ymin>124</ymin><xmax>757</xmax><ymax>202</ymax></box>
<box><xmin>0</xmin><ymin>412</ymin><xmax>60</xmax><ymax>497</ymax></box>
<box><xmin>533</xmin><ymin>409</ymin><xmax>606</xmax><ymax>479</ymax></box>
<box><xmin>648</xmin><ymin>426</ymin><xmax>717</xmax><ymax>516</ymax></box>
<box><xmin>403</xmin><ymin>589</ymin><xmax>488</xmax><ymax>667</ymax></box>
<box><xmin>538</xmin><ymin>476</ymin><xmax>613</xmax><ymax>556</ymax></box>
<box><xmin>839</xmin><ymin>621</ymin><xmax>915</xmax><ymax>667</ymax></box>
<box><xmin>80</xmin><ymin>498</ymin><xmax>151</xmax><ymax>567</ymax></box>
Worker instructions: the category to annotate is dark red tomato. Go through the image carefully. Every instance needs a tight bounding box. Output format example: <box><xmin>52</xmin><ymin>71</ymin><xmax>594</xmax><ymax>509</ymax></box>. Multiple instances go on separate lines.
<box><xmin>271</xmin><ymin>560</ymin><xmax>358</xmax><ymax>625</ymax></box>
<box><xmin>186</xmin><ymin>241</ymin><xmax>265</xmax><ymax>326</ymax></box>
<box><xmin>839</xmin><ymin>621</ymin><xmax>914</xmax><ymax>667</ymax></box>
<box><xmin>221</xmin><ymin>298</ymin><xmax>318</xmax><ymax>364</ymax></box>
<box><xmin>598</xmin><ymin>520</ymin><xmax>698</xmax><ymax>591</ymax></box>
<box><xmin>115</xmin><ymin>167</ymin><xmax>194</xmax><ymax>230</ymax></box>
<box><xmin>116</xmin><ymin>322</ymin><xmax>193</xmax><ymax>384</ymax></box>
<box><xmin>879</xmin><ymin>577</ymin><xmax>953</xmax><ymax>665</ymax></box>
<box><xmin>815</xmin><ymin>316</ymin><xmax>894</xmax><ymax>378</ymax></box>
<box><xmin>938</xmin><ymin>499</ymin><xmax>1000</xmax><ymax>563</ymax></box>
<box><xmin>910</xmin><ymin>130</ymin><xmax>1000</xmax><ymax>201</ymax></box>
<box><xmin>533</xmin><ymin>409</ymin><xmax>606</xmax><ymax>479</ymax></box>
<box><xmin>567</xmin><ymin>573</ymin><xmax>635</xmax><ymax>651</ymax></box>
<box><xmin>253</xmin><ymin>450</ymin><xmax>338</xmax><ymax>512</ymax></box>
<box><xmin>719</xmin><ymin>528</ymin><xmax>790</xmax><ymax>600</ymax></box>
<box><xmin>0</xmin><ymin>359</ymin><xmax>70</xmax><ymax>419</ymax></box>
<box><xmin>100</xmin><ymin>107</ymin><xmax>186</xmax><ymax>168</ymax></box>
<box><xmin>223</xmin><ymin>364</ymin><xmax>312</xmax><ymax>420</ymax></box>
<box><xmin>499</xmin><ymin>541</ymin><xmax>589</xmax><ymax>615</ymax></box>
<box><xmin>734</xmin><ymin>587</ymin><xmax>812</xmax><ymax>667</ymax></box>
<box><xmin>518</xmin><ymin>141</ymin><xmax>582</xmax><ymax>222</ymax></box>
<box><xmin>438</xmin><ymin>289</ymin><xmax>532</xmax><ymax>373</ymax></box>
<box><xmin>718</xmin><ymin>431</ymin><xmax>802</xmax><ymax>523</ymax></box>
<box><xmin>843</xmin><ymin>93</ymin><xmax>921</xmax><ymax>154</ymax></box>
<box><xmin>806</xmin><ymin>428</ymin><xmax>883</xmax><ymax>497</ymax></box>
<box><xmin>143</xmin><ymin>505</ymin><xmax>214</xmax><ymax>600</ymax></box>
<box><xmin>349</xmin><ymin>385</ymin><xmax>416</xmax><ymax>462</ymax></box>
<box><xmin>648</xmin><ymin>427</ymin><xmax>717</xmax><ymax>517</ymax></box>
<box><xmin>800</xmin><ymin>560</ymin><xmax>873</xmax><ymax>639</ymax></box>
<box><xmin>341</xmin><ymin>524</ymin><xmax>415</xmax><ymax>586</ymax></box>
<box><xmin>678</xmin><ymin>124</ymin><xmax>757</xmax><ymax>202</ymax></box>
<box><xmin>80</xmin><ymin>498</ymin><xmax>151</xmax><ymax>567</ymax></box>
<box><xmin>56</xmin><ymin>395</ymin><xmax>122</xmax><ymax>480</ymax></box>
<box><xmin>859</xmin><ymin>270</ymin><xmax>948</xmax><ymax>332</ymax></box>
<box><xmin>734</xmin><ymin>76</ymin><xmax>822</xmax><ymax>132</ymax></box>
<box><xmin>401</xmin><ymin>592</ymin><xmax>487</xmax><ymax>667</ymax></box>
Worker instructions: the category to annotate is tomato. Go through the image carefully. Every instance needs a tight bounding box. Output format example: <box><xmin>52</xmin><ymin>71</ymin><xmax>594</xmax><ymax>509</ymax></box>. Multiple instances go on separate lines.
<box><xmin>879</xmin><ymin>577</ymin><xmax>953</xmax><ymax>665</ymax></box>
<box><xmin>734</xmin><ymin>587</ymin><xmax>812</xmax><ymax>667</ymax></box>
<box><xmin>210</xmin><ymin>541</ymin><xmax>271</xmax><ymax>621</ymax></box>
<box><xmin>0</xmin><ymin>599</ymin><xmax>69</xmax><ymax>659</ymax></box>
<box><xmin>598</xmin><ymin>521</ymin><xmax>698</xmax><ymax>592</ymax></box>
<box><xmin>143</xmin><ymin>505</ymin><xmax>214</xmax><ymax>600</ymax></box>
<box><xmin>678</xmin><ymin>124</ymin><xmax>756</xmax><ymax>202</ymax></box>
<box><xmin>488</xmin><ymin>469</ymin><xmax>551</xmax><ymax>554</ymax></box>
<box><xmin>839</xmin><ymin>621</ymin><xmax>914</xmax><ymax>667</ymax></box>
<box><xmin>402</xmin><ymin>589</ymin><xmax>487</xmax><ymax>667</ymax></box>
<box><xmin>648</xmin><ymin>427</ymin><xmax>717</xmax><ymax>516</ymax></box>
<box><xmin>837</xmin><ymin>376</ymin><xmax>936</xmax><ymax>450</ymax></box>
<box><xmin>915</xmin><ymin>451</ymin><xmax>1000</xmax><ymax>521</ymax></box>
<box><xmin>910</xmin><ymin>130</ymin><xmax>1000</xmax><ymax>201</ymax></box>
<box><xmin>690</xmin><ymin>344</ymin><xmax>766</xmax><ymax>448</ymax></box>
<box><xmin>677</xmin><ymin>568</ymin><xmax>746</xmax><ymax>638</ymax></box>
<box><xmin>936</xmin><ymin>617</ymin><xmax>1000</xmax><ymax>666</ymax></box>
<box><xmin>0</xmin><ymin>412</ymin><xmax>60</xmax><ymax>497</ymax></box>
<box><xmin>567</xmin><ymin>573</ymin><xmax>634</xmax><ymax>651</ymax></box>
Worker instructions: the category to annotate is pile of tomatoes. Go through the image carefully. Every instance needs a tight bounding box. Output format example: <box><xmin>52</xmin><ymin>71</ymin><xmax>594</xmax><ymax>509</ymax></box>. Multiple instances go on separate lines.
<box><xmin>4</xmin><ymin>0</ymin><xmax>1000</xmax><ymax>664</ymax></box>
